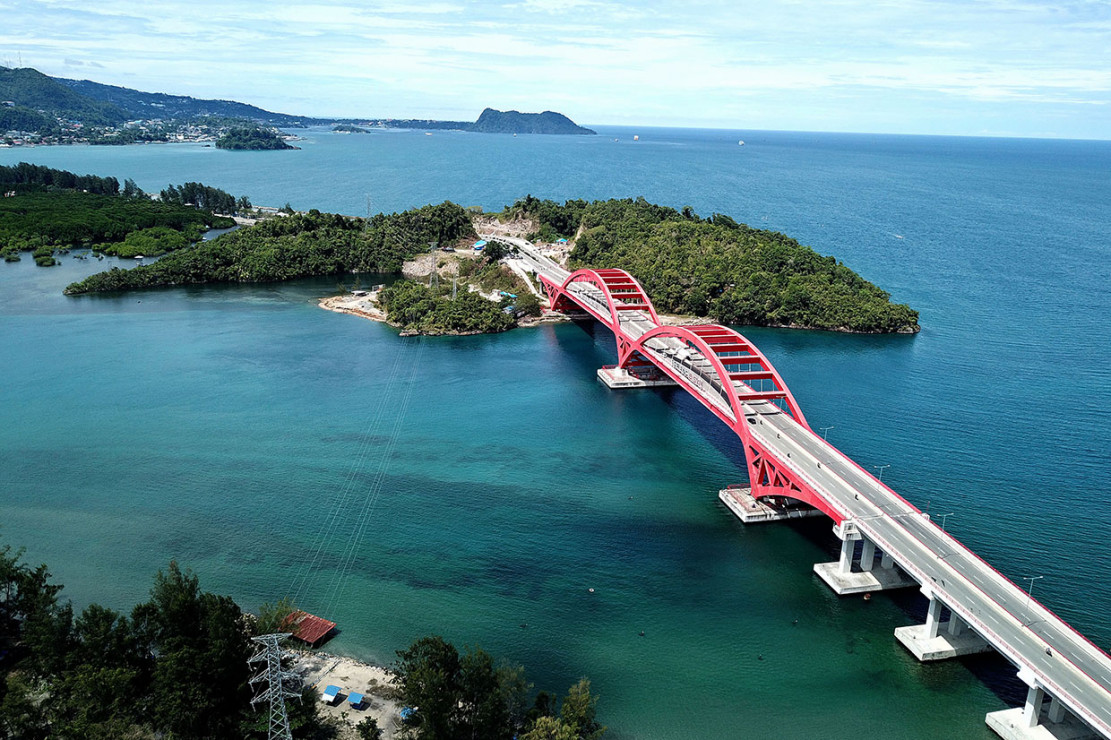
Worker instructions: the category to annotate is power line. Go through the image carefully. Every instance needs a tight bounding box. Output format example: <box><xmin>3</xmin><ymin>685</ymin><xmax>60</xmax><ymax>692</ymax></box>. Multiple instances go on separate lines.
<box><xmin>248</xmin><ymin>633</ymin><xmax>302</xmax><ymax>740</ymax></box>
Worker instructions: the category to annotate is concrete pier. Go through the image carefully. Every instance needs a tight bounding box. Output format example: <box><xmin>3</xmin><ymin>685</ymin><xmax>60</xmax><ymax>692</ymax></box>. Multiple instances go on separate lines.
<box><xmin>596</xmin><ymin>366</ymin><xmax>678</xmax><ymax>389</ymax></box>
<box><xmin>718</xmin><ymin>487</ymin><xmax>822</xmax><ymax>524</ymax></box>
<box><xmin>894</xmin><ymin>589</ymin><xmax>992</xmax><ymax>660</ymax></box>
<box><xmin>813</xmin><ymin>521</ymin><xmax>917</xmax><ymax>595</ymax></box>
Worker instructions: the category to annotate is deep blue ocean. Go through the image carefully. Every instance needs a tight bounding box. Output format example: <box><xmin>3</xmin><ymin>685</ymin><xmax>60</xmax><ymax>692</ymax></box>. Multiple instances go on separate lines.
<box><xmin>1</xmin><ymin>127</ymin><xmax>1109</xmax><ymax>738</ymax></box>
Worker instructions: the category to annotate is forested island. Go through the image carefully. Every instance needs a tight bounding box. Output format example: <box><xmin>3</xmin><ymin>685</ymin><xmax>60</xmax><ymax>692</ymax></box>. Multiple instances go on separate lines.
<box><xmin>215</xmin><ymin>125</ymin><xmax>295</xmax><ymax>150</ymax></box>
<box><xmin>36</xmin><ymin>168</ymin><xmax>917</xmax><ymax>333</ymax></box>
<box><xmin>0</xmin><ymin>537</ymin><xmax>605</xmax><ymax>739</ymax></box>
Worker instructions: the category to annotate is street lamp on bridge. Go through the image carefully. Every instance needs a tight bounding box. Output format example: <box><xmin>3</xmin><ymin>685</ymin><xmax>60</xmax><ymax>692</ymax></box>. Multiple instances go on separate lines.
<box><xmin>1021</xmin><ymin>575</ymin><xmax>1044</xmax><ymax>626</ymax></box>
<box><xmin>820</xmin><ymin>425</ymin><xmax>835</xmax><ymax>440</ymax></box>
<box><xmin>872</xmin><ymin>464</ymin><xmax>891</xmax><ymax>482</ymax></box>
<box><xmin>938</xmin><ymin>512</ymin><xmax>955</xmax><ymax>532</ymax></box>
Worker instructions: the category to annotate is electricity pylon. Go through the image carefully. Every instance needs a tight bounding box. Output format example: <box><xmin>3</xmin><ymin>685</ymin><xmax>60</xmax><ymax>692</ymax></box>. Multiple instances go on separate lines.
<box><xmin>248</xmin><ymin>633</ymin><xmax>301</xmax><ymax>740</ymax></box>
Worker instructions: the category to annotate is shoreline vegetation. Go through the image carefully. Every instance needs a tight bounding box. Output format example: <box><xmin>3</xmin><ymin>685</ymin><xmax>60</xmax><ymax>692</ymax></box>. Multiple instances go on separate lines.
<box><xmin>57</xmin><ymin>183</ymin><xmax>919</xmax><ymax>334</ymax></box>
<box><xmin>0</xmin><ymin>164</ymin><xmax>237</xmax><ymax>265</ymax></box>
<box><xmin>0</xmin><ymin>538</ymin><xmax>606</xmax><ymax>739</ymax></box>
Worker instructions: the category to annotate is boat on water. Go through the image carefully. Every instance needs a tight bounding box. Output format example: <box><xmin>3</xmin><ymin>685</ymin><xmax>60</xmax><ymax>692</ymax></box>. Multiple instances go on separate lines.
<box><xmin>738</xmin><ymin>140</ymin><xmax>745</xmax><ymax>146</ymax></box>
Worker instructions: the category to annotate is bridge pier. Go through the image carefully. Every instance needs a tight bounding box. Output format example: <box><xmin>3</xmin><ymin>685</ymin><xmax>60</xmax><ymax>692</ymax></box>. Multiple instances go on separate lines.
<box><xmin>718</xmin><ymin>487</ymin><xmax>823</xmax><ymax>524</ymax></box>
<box><xmin>813</xmin><ymin>521</ymin><xmax>917</xmax><ymax>595</ymax></box>
<box><xmin>986</xmin><ymin>670</ymin><xmax>1099</xmax><ymax>740</ymax></box>
<box><xmin>596</xmin><ymin>365</ymin><xmax>678</xmax><ymax>389</ymax></box>
<box><xmin>894</xmin><ymin>588</ymin><xmax>992</xmax><ymax>661</ymax></box>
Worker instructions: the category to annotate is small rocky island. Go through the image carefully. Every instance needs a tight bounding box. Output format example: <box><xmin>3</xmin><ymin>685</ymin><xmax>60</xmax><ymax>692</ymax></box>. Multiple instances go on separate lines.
<box><xmin>470</xmin><ymin>108</ymin><xmax>595</xmax><ymax>135</ymax></box>
<box><xmin>215</xmin><ymin>125</ymin><xmax>294</xmax><ymax>150</ymax></box>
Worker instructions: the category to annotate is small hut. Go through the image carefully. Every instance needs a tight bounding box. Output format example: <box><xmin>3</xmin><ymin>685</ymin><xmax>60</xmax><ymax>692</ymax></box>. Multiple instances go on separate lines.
<box><xmin>283</xmin><ymin>610</ymin><xmax>337</xmax><ymax>648</ymax></box>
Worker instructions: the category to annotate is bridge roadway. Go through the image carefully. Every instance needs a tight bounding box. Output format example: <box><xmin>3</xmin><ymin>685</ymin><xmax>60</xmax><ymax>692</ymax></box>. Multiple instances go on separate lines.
<box><xmin>491</xmin><ymin>234</ymin><xmax>1111</xmax><ymax>738</ymax></box>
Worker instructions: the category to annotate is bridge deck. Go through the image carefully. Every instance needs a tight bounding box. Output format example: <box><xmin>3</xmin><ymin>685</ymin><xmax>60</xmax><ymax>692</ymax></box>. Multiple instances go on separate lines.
<box><xmin>491</xmin><ymin>234</ymin><xmax>1111</xmax><ymax>738</ymax></box>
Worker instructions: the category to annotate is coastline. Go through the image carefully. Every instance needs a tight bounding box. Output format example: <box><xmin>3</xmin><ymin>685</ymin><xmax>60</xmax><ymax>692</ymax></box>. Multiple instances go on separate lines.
<box><xmin>318</xmin><ymin>291</ymin><xmax>569</xmax><ymax>335</ymax></box>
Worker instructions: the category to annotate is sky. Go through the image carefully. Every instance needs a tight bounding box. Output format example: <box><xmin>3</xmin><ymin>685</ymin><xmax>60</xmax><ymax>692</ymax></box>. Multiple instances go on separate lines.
<box><xmin>3</xmin><ymin>0</ymin><xmax>1110</xmax><ymax>139</ymax></box>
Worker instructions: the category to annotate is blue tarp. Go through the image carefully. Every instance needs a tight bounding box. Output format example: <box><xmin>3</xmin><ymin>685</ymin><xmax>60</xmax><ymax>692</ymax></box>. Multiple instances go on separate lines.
<box><xmin>348</xmin><ymin>692</ymin><xmax>364</xmax><ymax>707</ymax></box>
<box><xmin>322</xmin><ymin>685</ymin><xmax>341</xmax><ymax>702</ymax></box>
<box><xmin>400</xmin><ymin>707</ymin><xmax>415</xmax><ymax>720</ymax></box>
<box><xmin>473</xmin><ymin>240</ymin><xmax>488</xmax><ymax>247</ymax></box>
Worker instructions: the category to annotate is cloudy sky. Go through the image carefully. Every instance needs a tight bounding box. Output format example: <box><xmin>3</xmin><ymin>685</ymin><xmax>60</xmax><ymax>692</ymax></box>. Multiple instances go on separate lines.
<box><xmin>4</xmin><ymin>0</ymin><xmax>1110</xmax><ymax>138</ymax></box>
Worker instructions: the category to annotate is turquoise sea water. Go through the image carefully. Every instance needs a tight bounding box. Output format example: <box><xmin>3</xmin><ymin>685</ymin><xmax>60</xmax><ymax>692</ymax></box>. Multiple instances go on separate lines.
<box><xmin>1</xmin><ymin>128</ymin><xmax>1109</xmax><ymax>738</ymax></box>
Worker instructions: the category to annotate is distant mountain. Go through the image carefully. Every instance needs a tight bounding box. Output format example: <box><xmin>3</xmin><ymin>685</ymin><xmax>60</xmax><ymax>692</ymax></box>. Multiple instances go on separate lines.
<box><xmin>0</xmin><ymin>67</ymin><xmax>128</xmax><ymax>126</ymax></box>
<box><xmin>470</xmin><ymin>108</ymin><xmax>595</xmax><ymax>135</ymax></box>
<box><xmin>56</xmin><ymin>76</ymin><xmax>318</xmax><ymax>126</ymax></box>
<box><xmin>1</xmin><ymin>66</ymin><xmax>593</xmax><ymax>138</ymax></box>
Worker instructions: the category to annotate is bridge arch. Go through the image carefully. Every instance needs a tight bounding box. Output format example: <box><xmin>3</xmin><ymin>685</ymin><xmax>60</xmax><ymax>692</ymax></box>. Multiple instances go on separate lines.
<box><xmin>624</xmin><ymin>324</ymin><xmax>832</xmax><ymax>518</ymax></box>
<box><xmin>627</xmin><ymin>324</ymin><xmax>808</xmax><ymax>428</ymax></box>
<box><xmin>542</xmin><ymin>268</ymin><xmax>661</xmax><ymax>328</ymax></box>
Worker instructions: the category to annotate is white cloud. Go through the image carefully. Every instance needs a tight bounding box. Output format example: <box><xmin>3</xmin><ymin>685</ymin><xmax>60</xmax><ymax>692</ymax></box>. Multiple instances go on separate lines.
<box><xmin>1</xmin><ymin>0</ymin><xmax>1109</xmax><ymax>136</ymax></box>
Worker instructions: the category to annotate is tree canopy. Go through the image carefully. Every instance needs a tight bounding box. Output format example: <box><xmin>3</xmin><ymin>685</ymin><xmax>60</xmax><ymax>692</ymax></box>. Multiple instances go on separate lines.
<box><xmin>394</xmin><ymin>636</ymin><xmax>606</xmax><ymax>740</ymax></box>
<box><xmin>216</xmin><ymin>126</ymin><xmax>294</xmax><ymax>150</ymax></box>
<box><xmin>65</xmin><ymin>201</ymin><xmax>475</xmax><ymax>294</ymax></box>
<box><xmin>504</xmin><ymin>196</ymin><xmax>920</xmax><ymax>334</ymax></box>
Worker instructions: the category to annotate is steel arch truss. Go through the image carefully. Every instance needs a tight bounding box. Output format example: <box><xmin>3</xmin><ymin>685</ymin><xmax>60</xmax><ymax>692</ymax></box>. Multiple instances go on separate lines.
<box><xmin>541</xmin><ymin>268</ymin><xmax>661</xmax><ymax>328</ymax></box>
<box><xmin>622</xmin><ymin>324</ymin><xmax>808</xmax><ymax>427</ymax></box>
<box><xmin>543</xmin><ymin>267</ymin><xmax>839</xmax><ymax>521</ymax></box>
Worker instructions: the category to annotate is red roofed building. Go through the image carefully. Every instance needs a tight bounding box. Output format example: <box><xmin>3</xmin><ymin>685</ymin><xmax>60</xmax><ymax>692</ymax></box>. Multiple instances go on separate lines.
<box><xmin>283</xmin><ymin>611</ymin><xmax>336</xmax><ymax>647</ymax></box>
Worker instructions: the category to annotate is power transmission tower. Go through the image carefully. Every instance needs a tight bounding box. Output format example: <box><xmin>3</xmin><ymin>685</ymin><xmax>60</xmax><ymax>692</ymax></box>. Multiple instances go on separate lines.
<box><xmin>248</xmin><ymin>633</ymin><xmax>301</xmax><ymax>740</ymax></box>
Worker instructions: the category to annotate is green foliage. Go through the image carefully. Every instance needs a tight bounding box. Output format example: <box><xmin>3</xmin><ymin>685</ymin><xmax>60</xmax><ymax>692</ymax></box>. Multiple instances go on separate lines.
<box><xmin>216</xmin><ymin>125</ymin><xmax>294</xmax><ymax>150</ymax></box>
<box><xmin>255</xmin><ymin>596</ymin><xmax>297</xmax><ymax>636</ymax></box>
<box><xmin>1</xmin><ymin>162</ymin><xmax>119</xmax><ymax>194</ymax></box>
<box><xmin>508</xmin><ymin>197</ymin><xmax>919</xmax><ymax>333</ymax></box>
<box><xmin>160</xmin><ymin>181</ymin><xmax>242</xmax><ymax>214</ymax></box>
<box><xmin>393</xmin><ymin>637</ymin><xmax>532</xmax><ymax>740</ymax></box>
<box><xmin>65</xmin><ymin>201</ymin><xmax>475</xmax><ymax>294</ymax></box>
<box><xmin>521</xmin><ymin>716</ymin><xmax>577</xmax><ymax>740</ymax></box>
<box><xmin>355</xmin><ymin>716</ymin><xmax>384</xmax><ymax>739</ymax></box>
<box><xmin>393</xmin><ymin>638</ymin><xmax>605</xmax><ymax>740</ymax></box>
<box><xmin>0</xmin><ymin>67</ymin><xmax>128</xmax><ymax>127</ymax></box>
<box><xmin>102</xmin><ymin>226</ymin><xmax>189</xmax><ymax>257</ymax></box>
<box><xmin>0</xmin><ymin>188</ymin><xmax>228</xmax><ymax>264</ymax></box>
<box><xmin>516</xmin><ymin>291</ymin><xmax>542</xmax><ymax>317</ymax></box>
<box><xmin>0</xmin><ymin>538</ymin><xmax>336</xmax><ymax>740</ymax></box>
<box><xmin>0</xmin><ymin>105</ymin><xmax>56</xmax><ymax>134</ymax></box>
<box><xmin>378</xmin><ymin>281</ymin><xmax>516</xmax><ymax>335</ymax></box>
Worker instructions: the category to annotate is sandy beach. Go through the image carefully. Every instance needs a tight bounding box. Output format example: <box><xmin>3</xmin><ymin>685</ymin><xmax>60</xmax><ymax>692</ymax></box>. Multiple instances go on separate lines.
<box><xmin>293</xmin><ymin>651</ymin><xmax>403</xmax><ymax>738</ymax></box>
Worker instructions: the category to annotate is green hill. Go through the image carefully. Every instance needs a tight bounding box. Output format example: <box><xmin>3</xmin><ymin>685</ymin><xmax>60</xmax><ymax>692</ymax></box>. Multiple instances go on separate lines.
<box><xmin>470</xmin><ymin>108</ymin><xmax>595</xmax><ymax>135</ymax></box>
<box><xmin>58</xmin><ymin>76</ymin><xmax>319</xmax><ymax>126</ymax></box>
<box><xmin>0</xmin><ymin>67</ymin><xmax>128</xmax><ymax>126</ymax></box>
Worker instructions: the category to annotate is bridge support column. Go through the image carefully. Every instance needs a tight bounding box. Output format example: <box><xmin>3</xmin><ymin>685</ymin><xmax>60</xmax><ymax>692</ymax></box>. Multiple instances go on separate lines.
<box><xmin>985</xmin><ymin>671</ymin><xmax>1099</xmax><ymax>740</ymax></box>
<box><xmin>1047</xmin><ymin>698</ymin><xmax>1066</xmax><ymax>725</ymax></box>
<box><xmin>895</xmin><ymin>589</ymin><xmax>993</xmax><ymax>661</ymax></box>
<box><xmin>814</xmin><ymin>523</ymin><xmax>917</xmax><ymax>595</ymax></box>
<box><xmin>838</xmin><ymin>535</ymin><xmax>855</xmax><ymax>575</ymax></box>
<box><xmin>859</xmin><ymin>539</ymin><xmax>876</xmax><ymax>572</ymax></box>
<box><xmin>924</xmin><ymin>596</ymin><xmax>944</xmax><ymax>639</ymax></box>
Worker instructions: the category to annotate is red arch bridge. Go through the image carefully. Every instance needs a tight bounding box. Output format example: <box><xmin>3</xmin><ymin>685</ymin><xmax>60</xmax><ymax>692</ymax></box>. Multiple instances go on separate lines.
<box><xmin>489</xmin><ymin>234</ymin><xmax>1111</xmax><ymax>740</ymax></box>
